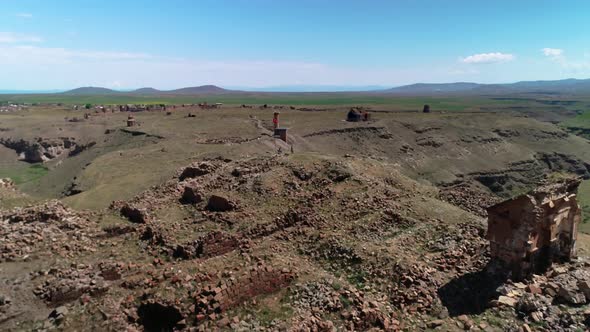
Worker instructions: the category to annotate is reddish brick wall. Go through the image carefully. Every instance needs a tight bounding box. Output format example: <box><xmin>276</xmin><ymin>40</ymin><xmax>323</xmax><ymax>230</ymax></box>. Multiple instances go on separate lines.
<box><xmin>194</xmin><ymin>266</ymin><xmax>295</xmax><ymax>317</ymax></box>
<box><xmin>174</xmin><ymin>231</ymin><xmax>239</xmax><ymax>260</ymax></box>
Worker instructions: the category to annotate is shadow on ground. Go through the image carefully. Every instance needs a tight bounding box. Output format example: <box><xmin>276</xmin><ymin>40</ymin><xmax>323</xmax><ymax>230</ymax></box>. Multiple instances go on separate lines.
<box><xmin>438</xmin><ymin>260</ymin><xmax>509</xmax><ymax>316</ymax></box>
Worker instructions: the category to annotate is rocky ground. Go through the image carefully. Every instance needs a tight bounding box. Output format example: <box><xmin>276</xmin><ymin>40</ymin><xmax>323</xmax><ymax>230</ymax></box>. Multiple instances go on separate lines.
<box><xmin>1</xmin><ymin>153</ymin><xmax>590</xmax><ymax>332</ymax></box>
<box><xmin>2</xmin><ymin>104</ymin><xmax>590</xmax><ymax>331</ymax></box>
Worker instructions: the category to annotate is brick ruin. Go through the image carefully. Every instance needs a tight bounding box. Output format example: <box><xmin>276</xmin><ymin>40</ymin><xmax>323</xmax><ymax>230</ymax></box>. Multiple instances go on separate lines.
<box><xmin>173</xmin><ymin>231</ymin><xmax>240</xmax><ymax>260</ymax></box>
<box><xmin>194</xmin><ymin>266</ymin><xmax>296</xmax><ymax>319</ymax></box>
<box><xmin>487</xmin><ymin>179</ymin><xmax>581</xmax><ymax>279</ymax></box>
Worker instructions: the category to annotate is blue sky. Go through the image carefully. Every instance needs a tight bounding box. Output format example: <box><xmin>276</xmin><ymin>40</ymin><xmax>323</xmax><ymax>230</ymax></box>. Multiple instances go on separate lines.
<box><xmin>1</xmin><ymin>0</ymin><xmax>589</xmax><ymax>90</ymax></box>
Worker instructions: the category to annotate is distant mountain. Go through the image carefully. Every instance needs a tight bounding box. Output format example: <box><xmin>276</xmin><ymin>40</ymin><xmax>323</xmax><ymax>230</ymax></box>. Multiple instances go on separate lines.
<box><xmin>131</xmin><ymin>87</ymin><xmax>162</xmax><ymax>94</ymax></box>
<box><xmin>382</xmin><ymin>78</ymin><xmax>590</xmax><ymax>95</ymax></box>
<box><xmin>62</xmin><ymin>85</ymin><xmax>232</xmax><ymax>95</ymax></box>
<box><xmin>63</xmin><ymin>87</ymin><xmax>119</xmax><ymax>95</ymax></box>
<box><xmin>167</xmin><ymin>85</ymin><xmax>231</xmax><ymax>94</ymax></box>
<box><xmin>42</xmin><ymin>79</ymin><xmax>590</xmax><ymax>96</ymax></box>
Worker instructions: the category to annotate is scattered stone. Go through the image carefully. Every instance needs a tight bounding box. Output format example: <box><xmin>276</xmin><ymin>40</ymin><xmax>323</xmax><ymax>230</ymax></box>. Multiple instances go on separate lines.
<box><xmin>179</xmin><ymin>161</ymin><xmax>217</xmax><ymax>180</ymax></box>
<box><xmin>497</xmin><ymin>296</ymin><xmax>518</xmax><ymax>307</ymax></box>
<box><xmin>427</xmin><ymin>319</ymin><xmax>444</xmax><ymax>328</ymax></box>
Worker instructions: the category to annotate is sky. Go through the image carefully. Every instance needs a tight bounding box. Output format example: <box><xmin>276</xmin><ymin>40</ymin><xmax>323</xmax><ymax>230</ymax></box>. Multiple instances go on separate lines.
<box><xmin>1</xmin><ymin>0</ymin><xmax>590</xmax><ymax>90</ymax></box>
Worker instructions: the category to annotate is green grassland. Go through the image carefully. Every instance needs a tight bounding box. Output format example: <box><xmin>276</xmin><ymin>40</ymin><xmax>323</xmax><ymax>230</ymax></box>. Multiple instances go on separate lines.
<box><xmin>563</xmin><ymin>110</ymin><xmax>590</xmax><ymax>128</ymax></box>
<box><xmin>2</xmin><ymin>92</ymin><xmax>590</xmax><ymax>222</ymax></box>
<box><xmin>578</xmin><ymin>180</ymin><xmax>590</xmax><ymax>234</ymax></box>
<box><xmin>0</xmin><ymin>93</ymin><xmax>553</xmax><ymax>111</ymax></box>
<box><xmin>0</xmin><ymin>164</ymin><xmax>48</xmax><ymax>185</ymax></box>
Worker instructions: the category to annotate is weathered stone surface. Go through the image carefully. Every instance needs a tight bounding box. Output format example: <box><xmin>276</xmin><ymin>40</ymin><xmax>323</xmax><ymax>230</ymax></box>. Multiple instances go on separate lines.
<box><xmin>181</xmin><ymin>185</ymin><xmax>203</xmax><ymax>204</ymax></box>
<box><xmin>0</xmin><ymin>200</ymin><xmax>97</xmax><ymax>262</ymax></box>
<box><xmin>0</xmin><ymin>137</ymin><xmax>82</xmax><ymax>163</ymax></box>
<box><xmin>557</xmin><ymin>286</ymin><xmax>586</xmax><ymax>304</ymax></box>
<box><xmin>194</xmin><ymin>266</ymin><xmax>296</xmax><ymax>317</ymax></box>
<box><xmin>497</xmin><ymin>296</ymin><xmax>517</xmax><ymax>307</ymax></box>
<box><xmin>119</xmin><ymin>203</ymin><xmax>150</xmax><ymax>223</ymax></box>
<box><xmin>487</xmin><ymin>179</ymin><xmax>581</xmax><ymax>279</ymax></box>
<box><xmin>179</xmin><ymin>161</ymin><xmax>217</xmax><ymax>180</ymax></box>
<box><xmin>173</xmin><ymin>231</ymin><xmax>239</xmax><ymax>259</ymax></box>
<box><xmin>206</xmin><ymin>195</ymin><xmax>236</xmax><ymax>212</ymax></box>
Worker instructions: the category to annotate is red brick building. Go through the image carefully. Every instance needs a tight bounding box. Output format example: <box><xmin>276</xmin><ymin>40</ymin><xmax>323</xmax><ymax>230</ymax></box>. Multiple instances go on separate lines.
<box><xmin>487</xmin><ymin>179</ymin><xmax>581</xmax><ymax>279</ymax></box>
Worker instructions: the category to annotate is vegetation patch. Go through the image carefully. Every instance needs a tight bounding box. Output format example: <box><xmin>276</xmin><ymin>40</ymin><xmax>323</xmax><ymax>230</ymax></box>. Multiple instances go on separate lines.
<box><xmin>578</xmin><ymin>180</ymin><xmax>590</xmax><ymax>234</ymax></box>
<box><xmin>0</xmin><ymin>164</ymin><xmax>49</xmax><ymax>185</ymax></box>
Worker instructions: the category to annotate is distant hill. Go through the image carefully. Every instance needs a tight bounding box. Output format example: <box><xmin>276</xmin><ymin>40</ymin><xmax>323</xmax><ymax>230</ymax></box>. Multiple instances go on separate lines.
<box><xmin>382</xmin><ymin>78</ymin><xmax>590</xmax><ymax>95</ymax></box>
<box><xmin>63</xmin><ymin>87</ymin><xmax>119</xmax><ymax>95</ymax></box>
<box><xmin>50</xmin><ymin>79</ymin><xmax>590</xmax><ymax>96</ymax></box>
<box><xmin>131</xmin><ymin>87</ymin><xmax>162</xmax><ymax>94</ymax></box>
<box><xmin>62</xmin><ymin>85</ymin><xmax>231</xmax><ymax>96</ymax></box>
<box><xmin>167</xmin><ymin>85</ymin><xmax>231</xmax><ymax>95</ymax></box>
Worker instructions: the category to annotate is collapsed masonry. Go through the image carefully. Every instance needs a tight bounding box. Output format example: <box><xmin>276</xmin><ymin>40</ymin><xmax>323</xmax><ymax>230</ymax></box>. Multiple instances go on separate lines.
<box><xmin>487</xmin><ymin>179</ymin><xmax>581</xmax><ymax>279</ymax></box>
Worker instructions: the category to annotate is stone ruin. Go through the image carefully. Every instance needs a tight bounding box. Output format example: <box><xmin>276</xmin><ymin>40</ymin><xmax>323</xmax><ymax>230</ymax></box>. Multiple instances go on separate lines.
<box><xmin>127</xmin><ymin>115</ymin><xmax>136</xmax><ymax>127</ymax></box>
<box><xmin>487</xmin><ymin>179</ymin><xmax>581</xmax><ymax>279</ymax></box>
<box><xmin>0</xmin><ymin>178</ymin><xmax>15</xmax><ymax>190</ymax></box>
<box><xmin>346</xmin><ymin>107</ymin><xmax>371</xmax><ymax>122</ymax></box>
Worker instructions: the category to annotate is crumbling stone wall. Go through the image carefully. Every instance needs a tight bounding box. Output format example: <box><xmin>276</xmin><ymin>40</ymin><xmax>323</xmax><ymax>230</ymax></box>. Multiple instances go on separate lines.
<box><xmin>174</xmin><ymin>231</ymin><xmax>239</xmax><ymax>259</ymax></box>
<box><xmin>487</xmin><ymin>179</ymin><xmax>581</xmax><ymax>279</ymax></box>
<box><xmin>194</xmin><ymin>266</ymin><xmax>295</xmax><ymax>319</ymax></box>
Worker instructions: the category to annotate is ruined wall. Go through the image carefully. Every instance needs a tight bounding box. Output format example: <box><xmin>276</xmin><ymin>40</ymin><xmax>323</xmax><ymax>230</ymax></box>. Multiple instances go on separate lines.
<box><xmin>487</xmin><ymin>180</ymin><xmax>581</xmax><ymax>278</ymax></box>
<box><xmin>173</xmin><ymin>231</ymin><xmax>239</xmax><ymax>260</ymax></box>
<box><xmin>194</xmin><ymin>266</ymin><xmax>295</xmax><ymax>319</ymax></box>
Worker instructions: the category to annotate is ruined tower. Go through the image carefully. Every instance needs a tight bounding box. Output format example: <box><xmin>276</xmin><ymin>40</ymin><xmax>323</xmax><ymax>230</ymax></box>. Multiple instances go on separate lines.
<box><xmin>486</xmin><ymin>179</ymin><xmax>581</xmax><ymax>279</ymax></box>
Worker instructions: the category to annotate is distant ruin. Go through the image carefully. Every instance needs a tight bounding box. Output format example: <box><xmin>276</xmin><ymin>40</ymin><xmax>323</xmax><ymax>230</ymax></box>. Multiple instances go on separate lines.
<box><xmin>487</xmin><ymin>179</ymin><xmax>581</xmax><ymax>279</ymax></box>
<box><xmin>127</xmin><ymin>115</ymin><xmax>136</xmax><ymax>127</ymax></box>
<box><xmin>346</xmin><ymin>107</ymin><xmax>370</xmax><ymax>122</ymax></box>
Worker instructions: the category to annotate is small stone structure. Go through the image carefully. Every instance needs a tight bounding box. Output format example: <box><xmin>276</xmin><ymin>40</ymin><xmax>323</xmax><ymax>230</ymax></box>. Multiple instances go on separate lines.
<box><xmin>273</xmin><ymin>112</ymin><xmax>280</xmax><ymax>130</ymax></box>
<box><xmin>487</xmin><ymin>179</ymin><xmax>581</xmax><ymax>279</ymax></box>
<box><xmin>0</xmin><ymin>178</ymin><xmax>15</xmax><ymax>190</ymax></box>
<box><xmin>274</xmin><ymin>128</ymin><xmax>288</xmax><ymax>142</ymax></box>
<box><xmin>346</xmin><ymin>107</ymin><xmax>370</xmax><ymax>122</ymax></box>
<box><xmin>127</xmin><ymin>115</ymin><xmax>136</xmax><ymax>127</ymax></box>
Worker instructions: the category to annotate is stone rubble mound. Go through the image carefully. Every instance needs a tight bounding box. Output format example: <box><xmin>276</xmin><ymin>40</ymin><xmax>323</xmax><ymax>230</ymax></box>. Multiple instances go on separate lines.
<box><xmin>0</xmin><ymin>200</ymin><xmax>97</xmax><ymax>262</ymax></box>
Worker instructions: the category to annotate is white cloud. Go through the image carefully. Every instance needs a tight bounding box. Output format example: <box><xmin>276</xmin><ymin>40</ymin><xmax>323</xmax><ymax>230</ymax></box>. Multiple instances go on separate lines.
<box><xmin>542</xmin><ymin>48</ymin><xmax>590</xmax><ymax>72</ymax></box>
<box><xmin>460</xmin><ymin>52</ymin><xmax>515</xmax><ymax>64</ymax></box>
<box><xmin>15</xmin><ymin>13</ymin><xmax>33</xmax><ymax>19</ymax></box>
<box><xmin>0</xmin><ymin>32</ymin><xmax>41</xmax><ymax>43</ymax></box>
<box><xmin>542</xmin><ymin>48</ymin><xmax>564</xmax><ymax>58</ymax></box>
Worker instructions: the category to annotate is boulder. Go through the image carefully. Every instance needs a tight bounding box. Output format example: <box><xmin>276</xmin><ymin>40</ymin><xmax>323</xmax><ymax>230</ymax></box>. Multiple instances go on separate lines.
<box><xmin>206</xmin><ymin>195</ymin><xmax>236</xmax><ymax>212</ymax></box>
<box><xmin>179</xmin><ymin>162</ymin><xmax>216</xmax><ymax>180</ymax></box>
<box><xmin>120</xmin><ymin>204</ymin><xmax>149</xmax><ymax>223</ymax></box>
<box><xmin>558</xmin><ymin>286</ymin><xmax>586</xmax><ymax>305</ymax></box>
<box><xmin>181</xmin><ymin>186</ymin><xmax>203</xmax><ymax>204</ymax></box>
<box><xmin>497</xmin><ymin>295</ymin><xmax>517</xmax><ymax>307</ymax></box>
<box><xmin>326</xmin><ymin>165</ymin><xmax>352</xmax><ymax>182</ymax></box>
<box><xmin>578</xmin><ymin>280</ymin><xmax>590</xmax><ymax>301</ymax></box>
<box><xmin>517</xmin><ymin>293</ymin><xmax>544</xmax><ymax>313</ymax></box>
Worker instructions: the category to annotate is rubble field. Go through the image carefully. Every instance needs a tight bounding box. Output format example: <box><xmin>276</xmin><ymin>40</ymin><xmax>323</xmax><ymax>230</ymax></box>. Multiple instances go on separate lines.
<box><xmin>2</xmin><ymin>105</ymin><xmax>590</xmax><ymax>331</ymax></box>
